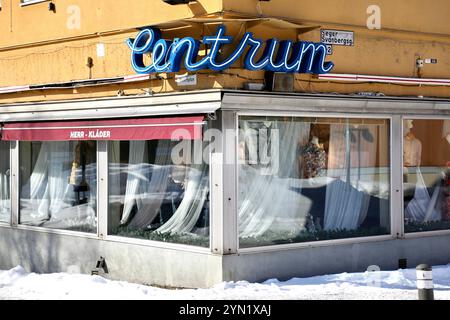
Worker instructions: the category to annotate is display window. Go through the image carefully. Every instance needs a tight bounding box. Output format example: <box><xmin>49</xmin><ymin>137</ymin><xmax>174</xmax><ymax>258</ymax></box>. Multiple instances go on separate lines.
<box><xmin>403</xmin><ymin>119</ymin><xmax>450</xmax><ymax>233</ymax></box>
<box><xmin>19</xmin><ymin>141</ymin><xmax>97</xmax><ymax>233</ymax></box>
<box><xmin>238</xmin><ymin>116</ymin><xmax>391</xmax><ymax>247</ymax></box>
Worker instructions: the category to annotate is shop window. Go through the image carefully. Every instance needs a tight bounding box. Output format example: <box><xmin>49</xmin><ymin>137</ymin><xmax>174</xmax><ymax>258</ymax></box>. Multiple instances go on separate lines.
<box><xmin>403</xmin><ymin>119</ymin><xmax>450</xmax><ymax>233</ymax></box>
<box><xmin>0</xmin><ymin>141</ymin><xmax>10</xmax><ymax>223</ymax></box>
<box><xmin>238</xmin><ymin>116</ymin><xmax>391</xmax><ymax>248</ymax></box>
<box><xmin>108</xmin><ymin>138</ymin><xmax>210</xmax><ymax>247</ymax></box>
<box><xmin>19</xmin><ymin>141</ymin><xmax>97</xmax><ymax>233</ymax></box>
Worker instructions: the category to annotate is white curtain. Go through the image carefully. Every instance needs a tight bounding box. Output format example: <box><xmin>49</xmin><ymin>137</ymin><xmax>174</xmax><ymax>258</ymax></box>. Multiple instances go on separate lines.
<box><xmin>126</xmin><ymin>140</ymin><xmax>173</xmax><ymax>229</ymax></box>
<box><xmin>405</xmin><ymin>168</ymin><xmax>441</xmax><ymax>222</ymax></box>
<box><xmin>238</xmin><ymin>120</ymin><xmax>311</xmax><ymax>238</ymax></box>
<box><xmin>121</xmin><ymin>140</ymin><xmax>148</xmax><ymax>224</ymax></box>
<box><xmin>324</xmin><ymin>124</ymin><xmax>378</xmax><ymax>231</ymax></box>
<box><xmin>21</xmin><ymin>141</ymin><xmax>97</xmax><ymax>230</ymax></box>
<box><xmin>156</xmin><ymin>164</ymin><xmax>209</xmax><ymax>234</ymax></box>
<box><xmin>120</xmin><ymin>140</ymin><xmax>209</xmax><ymax>235</ymax></box>
<box><xmin>0</xmin><ymin>142</ymin><xmax>10</xmax><ymax>221</ymax></box>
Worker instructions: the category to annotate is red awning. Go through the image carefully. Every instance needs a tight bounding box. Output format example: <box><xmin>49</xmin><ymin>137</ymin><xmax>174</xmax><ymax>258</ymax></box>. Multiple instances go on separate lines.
<box><xmin>1</xmin><ymin>116</ymin><xmax>204</xmax><ymax>141</ymax></box>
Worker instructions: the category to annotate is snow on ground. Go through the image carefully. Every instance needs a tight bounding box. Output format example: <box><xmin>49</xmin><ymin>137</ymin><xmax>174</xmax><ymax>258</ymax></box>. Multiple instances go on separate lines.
<box><xmin>1</xmin><ymin>264</ymin><xmax>450</xmax><ymax>300</ymax></box>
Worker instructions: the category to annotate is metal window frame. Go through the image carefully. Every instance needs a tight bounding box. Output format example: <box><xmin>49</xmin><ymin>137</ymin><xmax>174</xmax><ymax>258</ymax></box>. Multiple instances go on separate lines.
<box><xmin>11</xmin><ymin>140</ymin><xmax>100</xmax><ymax>236</ymax></box>
<box><xmin>101</xmin><ymin>139</ymin><xmax>213</xmax><ymax>253</ymax></box>
<box><xmin>234</xmin><ymin>110</ymin><xmax>396</xmax><ymax>253</ymax></box>
<box><xmin>401</xmin><ymin>115</ymin><xmax>450</xmax><ymax>239</ymax></box>
<box><xmin>0</xmin><ymin>141</ymin><xmax>12</xmax><ymax>226</ymax></box>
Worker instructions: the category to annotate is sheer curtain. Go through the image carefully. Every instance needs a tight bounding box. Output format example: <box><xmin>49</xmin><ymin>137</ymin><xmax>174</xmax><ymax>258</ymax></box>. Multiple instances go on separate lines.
<box><xmin>20</xmin><ymin>141</ymin><xmax>97</xmax><ymax>230</ymax></box>
<box><xmin>119</xmin><ymin>140</ymin><xmax>209</xmax><ymax>235</ymax></box>
<box><xmin>126</xmin><ymin>140</ymin><xmax>173</xmax><ymax>229</ymax></box>
<box><xmin>238</xmin><ymin>119</ymin><xmax>311</xmax><ymax>238</ymax></box>
<box><xmin>22</xmin><ymin>142</ymin><xmax>72</xmax><ymax>222</ymax></box>
<box><xmin>405</xmin><ymin>168</ymin><xmax>441</xmax><ymax>222</ymax></box>
<box><xmin>156</xmin><ymin>163</ymin><xmax>209</xmax><ymax>234</ymax></box>
<box><xmin>0</xmin><ymin>142</ymin><xmax>10</xmax><ymax>221</ymax></box>
<box><xmin>324</xmin><ymin>124</ymin><xmax>378</xmax><ymax>231</ymax></box>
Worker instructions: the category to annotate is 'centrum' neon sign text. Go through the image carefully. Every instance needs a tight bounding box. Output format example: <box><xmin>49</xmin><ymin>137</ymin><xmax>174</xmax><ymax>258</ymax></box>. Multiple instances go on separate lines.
<box><xmin>127</xmin><ymin>26</ymin><xmax>334</xmax><ymax>74</ymax></box>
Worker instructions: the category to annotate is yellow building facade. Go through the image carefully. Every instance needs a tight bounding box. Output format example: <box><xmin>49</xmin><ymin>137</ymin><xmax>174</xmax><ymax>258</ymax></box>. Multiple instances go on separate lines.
<box><xmin>0</xmin><ymin>1</ymin><xmax>449</xmax><ymax>288</ymax></box>
<box><xmin>1</xmin><ymin>0</ymin><xmax>450</xmax><ymax>103</ymax></box>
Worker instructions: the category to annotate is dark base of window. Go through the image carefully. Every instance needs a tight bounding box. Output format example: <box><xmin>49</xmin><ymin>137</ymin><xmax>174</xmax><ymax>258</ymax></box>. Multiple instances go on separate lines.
<box><xmin>405</xmin><ymin>220</ymin><xmax>450</xmax><ymax>233</ymax></box>
<box><xmin>239</xmin><ymin>226</ymin><xmax>390</xmax><ymax>248</ymax></box>
<box><xmin>111</xmin><ymin>226</ymin><xmax>210</xmax><ymax>248</ymax></box>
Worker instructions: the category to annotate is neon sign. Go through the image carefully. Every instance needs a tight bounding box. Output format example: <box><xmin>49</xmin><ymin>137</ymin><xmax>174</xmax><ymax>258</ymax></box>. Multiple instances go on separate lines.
<box><xmin>127</xmin><ymin>26</ymin><xmax>334</xmax><ymax>74</ymax></box>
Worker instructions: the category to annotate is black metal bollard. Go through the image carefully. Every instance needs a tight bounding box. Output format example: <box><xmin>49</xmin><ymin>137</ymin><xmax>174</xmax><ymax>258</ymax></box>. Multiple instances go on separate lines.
<box><xmin>416</xmin><ymin>264</ymin><xmax>434</xmax><ymax>300</ymax></box>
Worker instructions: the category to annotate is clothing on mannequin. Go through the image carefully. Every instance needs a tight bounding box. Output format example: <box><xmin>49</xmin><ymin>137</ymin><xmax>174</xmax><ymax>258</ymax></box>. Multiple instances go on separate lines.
<box><xmin>300</xmin><ymin>136</ymin><xmax>327</xmax><ymax>179</ymax></box>
<box><xmin>403</xmin><ymin>120</ymin><xmax>422</xmax><ymax>167</ymax></box>
<box><xmin>69</xmin><ymin>141</ymin><xmax>95</xmax><ymax>204</ymax></box>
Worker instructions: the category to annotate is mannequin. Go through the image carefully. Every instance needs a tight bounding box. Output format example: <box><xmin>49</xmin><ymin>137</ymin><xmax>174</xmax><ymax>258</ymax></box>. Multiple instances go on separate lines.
<box><xmin>69</xmin><ymin>141</ymin><xmax>95</xmax><ymax>204</ymax></box>
<box><xmin>300</xmin><ymin>135</ymin><xmax>327</xmax><ymax>179</ymax></box>
<box><xmin>403</xmin><ymin>120</ymin><xmax>422</xmax><ymax>167</ymax></box>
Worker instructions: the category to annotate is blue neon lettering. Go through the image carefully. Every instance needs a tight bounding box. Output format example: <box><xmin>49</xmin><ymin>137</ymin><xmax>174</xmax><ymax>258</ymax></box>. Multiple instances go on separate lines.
<box><xmin>127</xmin><ymin>26</ymin><xmax>334</xmax><ymax>74</ymax></box>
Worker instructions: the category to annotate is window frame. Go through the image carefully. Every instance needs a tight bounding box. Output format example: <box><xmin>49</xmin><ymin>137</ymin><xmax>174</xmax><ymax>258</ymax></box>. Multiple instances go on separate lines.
<box><xmin>15</xmin><ymin>140</ymin><xmax>100</xmax><ymax>236</ymax></box>
<box><xmin>401</xmin><ymin>115</ymin><xmax>450</xmax><ymax>238</ymax></box>
<box><xmin>0</xmin><ymin>141</ymin><xmax>12</xmax><ymax>226</ymax></box>
<box><xmin>103</xmin><ymin>138</ymin><xmax>213</xmax><ymax>251</ymax></box>
<box><xmin>235</xmin><ymin>110</ymin><xmax>397</xmax><ymax>253</ymax></box>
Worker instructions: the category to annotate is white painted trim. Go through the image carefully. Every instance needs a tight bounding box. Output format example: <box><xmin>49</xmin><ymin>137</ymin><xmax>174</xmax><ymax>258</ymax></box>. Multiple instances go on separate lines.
<box><xmin>391</xmin><ymin>115</ymin><xmax>404</xmax><ymax>238</ymax></box>
<box><xmin>10</xmin><ymin>141</ymin><xmax>19</xmax><ymax>227</ymax></box>
<box><xmin>238</xmin><ymin>235</ymin><xmax>395</xmax><ymax>254</ymax></box>
<box><xmin>0</xmin><ymin>74</ymin><xmax>151</xmax><ymax>94</ymax></box>
<box><xmin>1</xmin><ymin>141</ymin><xmax>12</xmax><ymax>226</ymax></box>
<box><xmin>104</xmin><ymin>235</ymin><xmax>211</xmax><ymax>255</ymax></box>
<box><xmin>221</xmin><ymin>92</ymin><xmax>450</xmax><ymax>116</ymax></box>
<box><xmin>404</xmin><ymin>115</ymin><xmax>450</xmax><ymax>120</ymax></box>
<box><xmin>318</xmin><ymin>73</ymin><xmax>450</xmax><ymax>86</ymax></box>
<box><xmin>221</xmin><ymin>111</ymin><xmax>238</xmax><ymax>254</ymax></box>
<box><xmin>0</xmin><ymin>91</ymin><xmax>222</xmax><ymax>122</ymax></box>
<box><xmin>97</xmin><ymin>141</ymin><xmax>108</xmax><ymax>239</ymax></box>
<box><xmin>236</xmin><ymin>110</ymin><xmax>397</xmax><ymax>119</ymax></box>
<box><xmin>211</xmin><ymin>152</ymin><xmax>224</xmax><ymax>254</ymax></box>
<box><xmin>10</xmin><ymin>224</ymin><xmax>99</xmax><ymax>239</ymax></box>
<box><xmin>0</xmin><ymin>224</ymin><xmax>211</xmax><ymax>254</ymax></box>
<box><xmin>404</xmin><ymin>229</ymin><xmax>450</xmax><ymax>239</ymax></box>
<box><xmin>3</xmin><ymin>122</ymin><xmax>206</xmax><ymax>131</ymax></box>
<box><xmin>20</xmin><ymin>0</ymin><xmax>48</xmax><ymax>7</ymax></box>
<box><xmin>0</xmin><ymin>85</ymin><xmax>30</xmax><ymax>94</ymax></box>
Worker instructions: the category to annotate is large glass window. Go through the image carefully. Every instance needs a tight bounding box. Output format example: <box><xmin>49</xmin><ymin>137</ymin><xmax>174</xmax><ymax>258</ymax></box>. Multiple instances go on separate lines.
<box><xmin>238</xmin><ymin>116</ymin><xmax>391</xmax><ymax>248</ymax></box>
<box><xmin>403</xmin><ymin>119</ymin><xmax>450</xmax><ymax>233</ymax></box>
<box><xmin>108</xmin><ymin>137</ymin><xmax>210</xmax><ymax>247</ymax></box>
<box><xmin>0</xmin><ymin>141</ymin><xmax>10</xmax><ymax>223</ymax></box>
<box><xmin>19</xmin><ymin>141</ymin><xmax>97</xmax><ymax>233</ymax></box>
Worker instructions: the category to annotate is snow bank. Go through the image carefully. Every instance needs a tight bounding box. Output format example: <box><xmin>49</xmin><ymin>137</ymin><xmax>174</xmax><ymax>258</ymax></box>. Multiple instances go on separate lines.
<box><xmin>1</xmin><ymin>265</ymin><xmax>450</xmax><ymax>300</ymax></box>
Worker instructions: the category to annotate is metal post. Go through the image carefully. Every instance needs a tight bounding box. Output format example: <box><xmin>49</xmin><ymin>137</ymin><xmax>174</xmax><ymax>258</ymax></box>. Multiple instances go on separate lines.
<box><xmin>416</xmin><ymin>264</ymin><xmax>434</xmax><ymax>300</ymax></box>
